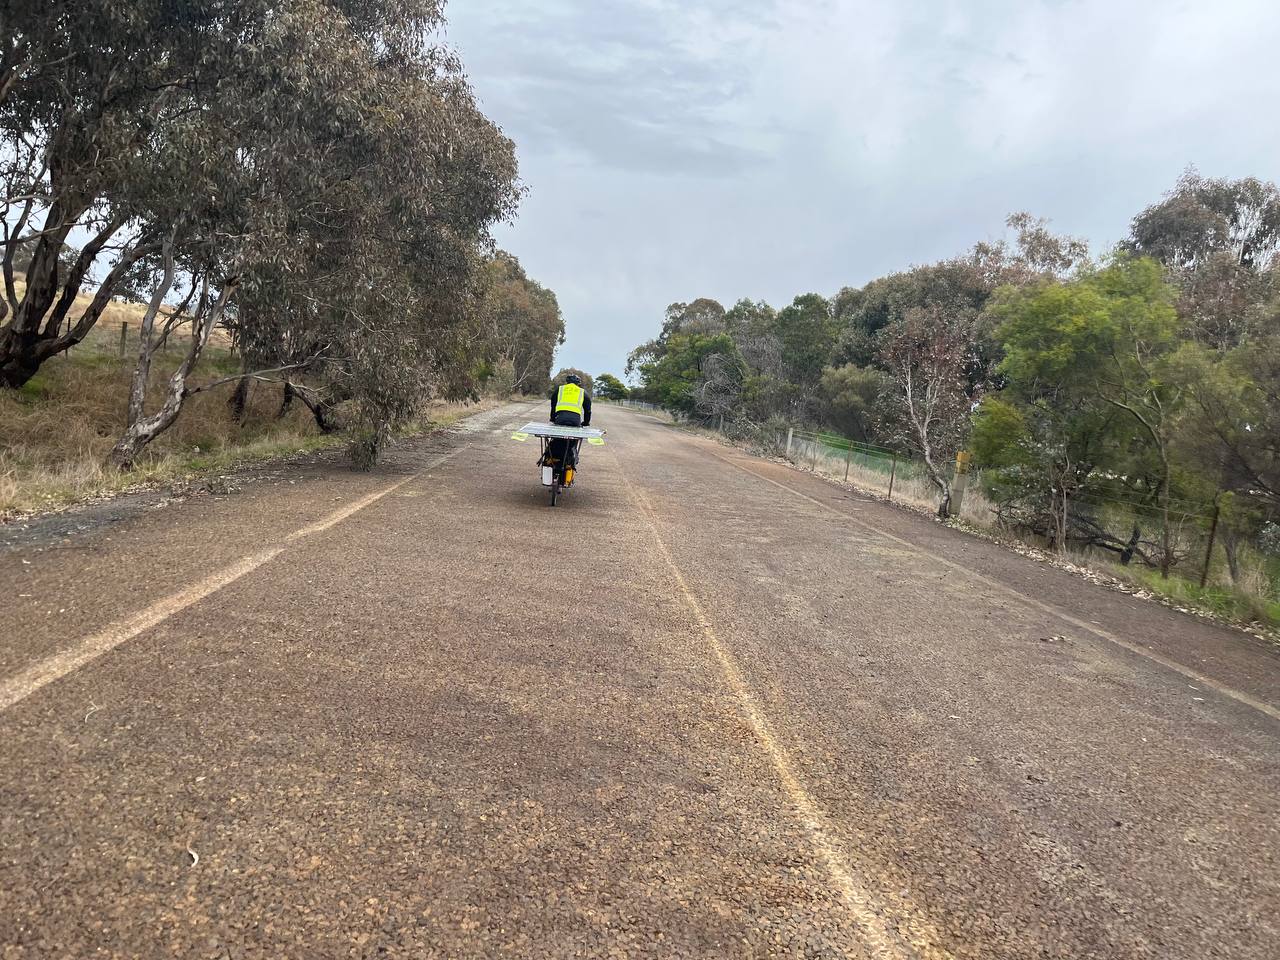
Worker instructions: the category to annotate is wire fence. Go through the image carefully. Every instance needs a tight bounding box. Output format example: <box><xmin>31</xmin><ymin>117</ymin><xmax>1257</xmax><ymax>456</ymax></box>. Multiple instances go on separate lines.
<box><xmin>787</xmin><ymin>429</ymin><xmax>916</xmax><ymax>497</ymax></box>
<box><xmin>774</xmin><ymin>427</ymin><xmax>1277</xmax><ymax>608</ymax></box>
<box><xmin>598</xmin><ymin>398</ymin><xmax>663</xmax><ymax>413</ymax></box>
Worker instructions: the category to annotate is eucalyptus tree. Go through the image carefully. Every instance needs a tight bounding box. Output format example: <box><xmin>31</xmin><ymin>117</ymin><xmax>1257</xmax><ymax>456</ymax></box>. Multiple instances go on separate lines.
<box><xmin>876</xmin><ymin>304</ymin><xmax>983</xmax><ymax>517</ymax></box>
<box><xmin>817</xmin><ymin>364</ymin><xmax>890</xmax><ymax>443</ymax></box>
<box><xmin>1170</xmin><ymin>334</ymin><xmax>1280</xmax><ymax>514</ymax></box>
<box><xmin>68</xmin><ymin>0</ymin><xmax>519</xmax><ymax>468</ymax></box>
<box><xmin>593</xmin><ymin>374</ymin><xmax>629</xmax><ymax>401</ymax></box>
<box><xmin>991</xmin><ymin>258</ymin><xmax>1184</xmax><ymax>573</ymax></box>
<box><xmin>3</xmin><ymin>1</ymin><xmax>518</xmax><ymax>475</ymax></box>
<box><xmin>233</xmin><ymin>32</ymin><xmax>520</xmax><ymax>468</ymax></box>
<box><xmin>1126</xmin><ymin>170</ymin><xmax>1280</xmax><ymax>350</ymax></box>
<box><xmin>0</xmin><ymin>0</ymin><xmax>205</xmax><ymax>385</ymax></box>
<box><xmin>477</xmin><ymin>252</ymin><xmax>565</xmax><ymax>396</ymax></box>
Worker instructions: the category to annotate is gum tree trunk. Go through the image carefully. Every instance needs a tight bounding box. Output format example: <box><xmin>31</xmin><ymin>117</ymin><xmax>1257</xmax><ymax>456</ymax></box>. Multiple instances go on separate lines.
<box><xmin>110</xmin><ymin>252</ymin><xmax>238</xmax><ymax>469</ymax></box>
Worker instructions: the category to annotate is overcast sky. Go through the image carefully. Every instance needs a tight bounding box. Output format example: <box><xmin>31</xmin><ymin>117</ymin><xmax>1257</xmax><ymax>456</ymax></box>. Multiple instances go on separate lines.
<box><xmin>444</xmin><ymin>0</ymin><xmax>1280</xmax><ymax>378</ymax></box>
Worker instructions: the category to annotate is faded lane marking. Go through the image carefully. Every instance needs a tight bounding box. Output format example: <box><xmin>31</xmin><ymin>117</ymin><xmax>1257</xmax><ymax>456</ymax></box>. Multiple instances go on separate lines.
<box><xmin>0</xmin><ymin>548</ymin><xmax>283</xmax><ymax>712</ymax></box>
<box><xmin>614</xmin><ymin>456</ymin><xmax>946</xmax><ymax>960</ymax></box>
<box><xmin>0</xmin><ymin>426</ymin><xmax>489</xmax><ymax>713</ymax></box>
<box><xmin>285</xmin><ymin>473</ymin><xmax>419</xmax><ymax>541</ymax></box>
<box><xmin>713</xmin><ymin>450</ymin><xmax>1280</xmax><ymax>725</ymax></box>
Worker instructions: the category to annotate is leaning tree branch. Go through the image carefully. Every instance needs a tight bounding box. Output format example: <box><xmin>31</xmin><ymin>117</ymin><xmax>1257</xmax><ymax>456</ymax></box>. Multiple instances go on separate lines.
<box><xmin>183</xmin><ymin>357</ymin><xmax>324</xmax><ymax>398</ymax></box>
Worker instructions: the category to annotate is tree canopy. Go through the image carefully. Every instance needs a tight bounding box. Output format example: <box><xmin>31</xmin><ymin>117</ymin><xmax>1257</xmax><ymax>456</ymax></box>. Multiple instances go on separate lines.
<box><xmin>625</xmin><ymin>183</ymin><xmax>1280</xmax><ymax>587</ymax></box>
<box><xmin>594</xmin><ymin>373</ymin><xmax>629</xmax><ymax>400</ymax></box>
<box><xmin>0</xmin><ymin>0</ymin><xmax>555</xmax><ymax>468</ymax></box>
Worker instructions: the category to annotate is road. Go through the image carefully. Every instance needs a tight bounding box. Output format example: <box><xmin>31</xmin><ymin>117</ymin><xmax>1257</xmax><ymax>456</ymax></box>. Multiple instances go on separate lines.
<box><xmin>2</xmin><ymin>401</ymin><xmax>1278</xmax><ymax>959</ymax></box>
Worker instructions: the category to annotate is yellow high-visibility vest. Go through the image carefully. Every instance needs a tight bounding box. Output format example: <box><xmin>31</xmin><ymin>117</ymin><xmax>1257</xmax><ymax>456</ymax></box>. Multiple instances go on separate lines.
<box><xmin>555</xmin><ymin>382</ymin><xmax>584</xmax><ymax>416</ymax></box>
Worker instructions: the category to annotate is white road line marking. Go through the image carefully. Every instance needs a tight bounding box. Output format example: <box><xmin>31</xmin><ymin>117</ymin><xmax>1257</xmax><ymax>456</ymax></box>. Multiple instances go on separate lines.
<box><xmin>0</xmin><ymin>548</ymin><xmax>282</xmax><ymax>712</ymax></box>
<box><xmin>713</xmin><ymin>451</ymin><xmax>1280</xmax><ymax>725</ymax></box>
<box><xmin>614</xmin><ymin>453</ymin><xmax>945</xmax><ymax>960</ymax></box>
<box><xmin>0</xmin><ymin>429</ymin><xmax>486</xmax><ymax>713</ymax></box>
<box><xmin>285</xmin><ymin>474</ymin><xmax>418</xmax><ymax>541</ymax></box>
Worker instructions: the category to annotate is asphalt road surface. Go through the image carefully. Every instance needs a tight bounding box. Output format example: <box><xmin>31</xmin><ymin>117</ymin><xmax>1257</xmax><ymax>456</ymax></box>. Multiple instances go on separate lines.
<box><xmin>2</xmin><ymin>401</ymin><xmax>1278</xmax><ymax>959</ymax></box>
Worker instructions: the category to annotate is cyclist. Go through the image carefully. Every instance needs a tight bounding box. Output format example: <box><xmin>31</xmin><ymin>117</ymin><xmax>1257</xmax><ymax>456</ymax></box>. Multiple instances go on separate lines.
<box><xmin>548</xmin><ymin>374</ymin><xmax>592</xmax><ymax>468</ymax></box>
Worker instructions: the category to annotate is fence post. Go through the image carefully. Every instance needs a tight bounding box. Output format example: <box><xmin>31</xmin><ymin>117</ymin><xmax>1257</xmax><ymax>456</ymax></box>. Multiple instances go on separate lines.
<box><xmin>1199</xmin><ymin>496</ymin><xmax>1221</xmax><ymax>588</ymax></box>
<box><xmin>118</xmin><ymin>322</ymin><xmax>128</xmax><ymax>358</ymax></box>
<box><xmin>811</xmin><ymin>436</ymin><xmax>819</xmax><ymax>471</ymax></box>
<box><xmin>785</xmin><ymin>427</ymin><xmax>794</xmax><ymax>459</ymax></box>
<box><xmin>888</xmin><ymin>453</ymin><xmax>897</xmax><ymax>501</ymax></box>
<box><xmin>844</xmin><ymin>443</ymin><xmax>852</xmax><ymax>483</ymax></box>
<box><xmin>718</xmin><ymin>413</ymin><xmax>724</xmax><ymax>433</ymax></box>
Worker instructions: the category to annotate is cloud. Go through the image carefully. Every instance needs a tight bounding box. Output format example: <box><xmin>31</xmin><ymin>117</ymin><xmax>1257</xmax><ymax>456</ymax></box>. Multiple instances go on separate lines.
<box><xmin>445</xmin><ymin>0</ymin><xmax>1280</xmax><ymax>377</ymax></box>
<box><xmin>452</xmin><ymin>0</ymin><xmax>782</xmax><ymax>175</ymax></box>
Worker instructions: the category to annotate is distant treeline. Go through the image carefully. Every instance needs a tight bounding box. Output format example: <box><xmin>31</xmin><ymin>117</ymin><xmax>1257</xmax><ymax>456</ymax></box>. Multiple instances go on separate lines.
<box><xmin>625</xmin><ymin>172</ymin><xmax>1280</xmax><ymax>584</ymax></box>
<box><xmin>1</xmin><ymin>1</ymin><xmax>563</xmax><ymax>468</ymax></box>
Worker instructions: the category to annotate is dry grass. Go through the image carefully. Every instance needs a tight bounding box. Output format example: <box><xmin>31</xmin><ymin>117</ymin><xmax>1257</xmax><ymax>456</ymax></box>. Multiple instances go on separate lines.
<box><xmin>1233</xmin><ymin>555</ymin><xmax>1277</xmax><ymax>602</ymax></box>
<box><xmin>803</xmin><ymin>438</ymin><xmax>996</xmax><ymax>521</ymax></box>
<box><xmin>1</xmin><ymin>303</ymin><xmax>513</xmax><ymax>518</ymax></box>
<box><xmin>0</xmin><ymin>341</ymin><xmax>329</xmax><ymax>517</ymax></box>
<box><xmin>3</xmin><ymin>275</ymin><xmax>335</xmax><ymax>517</ymax></box>
<box><xmin>8</xmin><ymin>275</ymin><xmax>232</xmax><ymax>349</ymax></box>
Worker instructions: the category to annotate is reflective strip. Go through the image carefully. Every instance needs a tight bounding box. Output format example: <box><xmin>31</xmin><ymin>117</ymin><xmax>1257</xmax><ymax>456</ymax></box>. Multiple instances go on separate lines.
<box><xmin>587</xmin><ymin>437</ymin><xmax>605</xmax><ymax>445</ymax></box>
<box><xmin>511</xmin><ymin>432</ymin><xmax>531</xmax><ymax>441</ymax></box>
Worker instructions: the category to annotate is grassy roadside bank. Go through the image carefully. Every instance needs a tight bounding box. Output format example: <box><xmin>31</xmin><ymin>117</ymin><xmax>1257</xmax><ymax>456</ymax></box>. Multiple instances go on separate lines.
<box><xmin>906</xmin><ymin>486</ymin><xmax>1280</xmax><ymax>637</ymax></box>
<box><xmin>0</xmin><ymin>327</ymin><xmax>508</xmax><ymax>520</ymax></box>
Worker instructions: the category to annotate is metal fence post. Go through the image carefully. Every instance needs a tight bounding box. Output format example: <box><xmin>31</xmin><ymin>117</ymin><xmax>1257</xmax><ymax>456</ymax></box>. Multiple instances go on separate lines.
<box><xmin>118</xmin><ymin>322</ymin><xmax>128</xmax><ymax>358</ymax></box>
<box><xmin>785</xmin><ymin>427</ymin><xmax>794</xmax><ymax>459</ymax></box>
<box><xmin>811</xmin><ymin>437</ymin><xmax>819</xmax><ymax>471</ymax></box>
<box><xmin>844</xmin><ymin>443</ymin><xmax>852</xmax><ymax>482</ymax></box>
<box><xmin>888</xmin><ymin>453</ymin><xmax>897</xmax><ymax>501</ymax></box>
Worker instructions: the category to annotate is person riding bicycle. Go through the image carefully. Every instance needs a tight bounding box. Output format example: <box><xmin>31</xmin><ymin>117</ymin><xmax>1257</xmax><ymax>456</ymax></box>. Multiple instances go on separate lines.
<box><xmin>548</xmin><ymin>374</ymin><xmax>592</xmax><ymax>470</ymax></box>
<box><xmin>550</xmin><ymin>374</ymin><xmax>592</xmax><ymax>428</ymax></box>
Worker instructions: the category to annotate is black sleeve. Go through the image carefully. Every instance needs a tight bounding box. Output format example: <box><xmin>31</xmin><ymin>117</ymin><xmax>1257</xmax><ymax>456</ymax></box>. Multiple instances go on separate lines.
<box><xmin>583</xmin><ymin>393</ymin><xmax>592</xmax><ymax>426</ymax></box>
<box><xmin>549</xmin><ymin>388</ymin><xmax>556</xmax><ymax>422</ymax></box>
